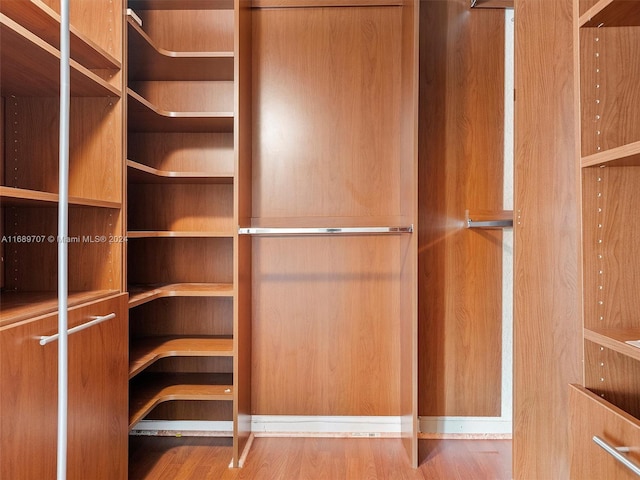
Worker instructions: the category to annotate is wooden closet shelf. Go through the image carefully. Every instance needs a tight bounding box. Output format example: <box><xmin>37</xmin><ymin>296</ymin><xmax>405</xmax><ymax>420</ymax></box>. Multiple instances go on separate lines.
<box><xmin>127</xmin><ymin>18</ymin><xmax>234</xmax><ymax>81</ymax></box>
<box><xmin>129</xmin><ymin>373</ymin><xmax>233</xmax><ymax>429</ymax></box>
<box><xmin>129</xmin><ymin>336</ymin><xmax>234</xmax><ymax>378</ymax></box>
<box><xmin>585</xmin><ymin>327</ymin><xmax>640</xmax><ymax>363</ymax></box>
<box><xmin>128</xmin><ymin>283</ymin><xmax>234</xmax><ymax>308</ymax></box>
<box><xmin>127</xmin><ymin>0</ymin><xmax>233</xmax><ymax>9</ymax></box>
<box><xmin>0</xmin><ymin>14</ymin><xmax>120</xmax><ymax>97</ymax></box>
<box><xmin>1</xmin><ymin>186</ymin><xmax>121</xmax><ymax>209</ymax></box>
<box><xmin>127</xmin><ymin>89</ymin><xmax>233</xmax><ymax>133</ymax></box>
<box><xmin>127</xmin><ymin>231</ymin><xmax>234</xmax><ymax>238</ymax></box>
<box><xmin>0</xmin><ymin>0</ymin><xmax>120</xmax><ymax>69</ymax></box>
<box><xmin>0</xmin><ymin>290</ymin><xmax>119</xmax><ymax>328</ymax></box>
<box><xmin>127</xmin><ymin>160</ymin><xmax>234</xmax><ymax>184</ymax></box>
<box><xmin>581</xmin><ymin>140</ymin><xmax>640</xmax><ymax>167</ymax></box>
<box><xmin>580</xmin><ymin>0</ymin><xmax>640</xmax><ymax>27</ymax></box>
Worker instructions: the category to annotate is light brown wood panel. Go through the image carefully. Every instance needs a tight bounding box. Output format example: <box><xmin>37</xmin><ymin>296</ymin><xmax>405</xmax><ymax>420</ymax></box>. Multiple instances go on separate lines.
<box><xmin>0</xmin><ymin>0</ymin><xmax>120</xmax><ymax>69</ymax></box>
<box><xmin>128</xmin><ymin>133</ymin><xmax>234</xmax><ymax>175</ymax></box>
<box><xmin>569</xmin><ymin>384</ymin><xmax>640</xmax><ymax>480</ymax></box>
<box><xmin>130</xmin><ymin>297</ymin><xmax>233</xmax><ymax>337</ymax></box>
<box><xmin>128</xmin><ymin>237</ymin><xmax>233</xmax><ymax>284</ymax></box>
<box><xmin>472</xmin><ymin>0</ymin><xmax>513</xmax><ymax>7</ymax></box>
<box><xmin>129</xmin><ymin>0</ymin><xmax>233</xmax><ymax>10</ymax></box>
<box><xmin>0</xmin><ymin>294</ymin><xmax>128</xmax><ymax>480</ymax></box>
<box><xmin>584</xmin><ymin>341</ymin><xmax>640</xmax><ymax>419</ymax></box>
<box><xmin>3</xmin><ymin>206</ymin><xmax>122</xmax><ymax>292</ymax></box>
<box><xmin>128</xmin><ymin>183</ymin><xmax>234</xmax><ymax>232</ymax></box>
<box><xmin>4</xmin><ymin>97</ymin><xmax>122</xmax><ymax>204</ymax></box>
<box><xmin>580</xmin><ymin>0</ymin><xmax>602</xmax><ymax>17</ymax></box>
<box><xmin>582</xmin><ymin>166</ymin><xmax>640</xmax><ymax>331</ymax></box>
<box><xmin>580</xmin><ymin>27</ymin><xmax>640</xmax><ymax>157</ymax></box>
<box><xmin>137</xmin><ymin>9</ymin><xmax>234</xmax><ymax>52</ymax></box>
<box><xmin>251</xmin><ymin>6</ymin><xmax>404</xmax><ymax>219</ymax></box>
<box><xmin>144</xmin><ymin>398</ymin><xmax>234</xmax><ymax>422</ymax></box>
<box><xmin>40</xmin><ymin>0</ymin><xmax>122</xmax><ymax>62</ymax></box>
<box><xmin>146</xmin><ymin>356</ymin><xmax>233</xmax><ymax>375</ymax></box>
<box><xmin>130</xmin><ymin>81</ymin><xmax>234</xmax><ymax>113</ymax></box>
<box><xmin>418</xmin><ymin>2</ymin><xmax>504</xmax><ymax>417</ymax></box>
<box><xmin>251</xmin><ymin>236</ymin><xmax>402</xmax><ymax>416</ymax></box>
<box><xmin>581</xmin><ymin>0</ymin><xmax>640</xmax><ymax>27</ymax></box>
<box><xmin>252</xmin><ymin>0</ymin><xmax>402</xmax><ymax>6</ymax></box>
<box><xmin>514</xmin><ymin>0</ymin><xmax>582</xmax><ymax>478</ymax></box>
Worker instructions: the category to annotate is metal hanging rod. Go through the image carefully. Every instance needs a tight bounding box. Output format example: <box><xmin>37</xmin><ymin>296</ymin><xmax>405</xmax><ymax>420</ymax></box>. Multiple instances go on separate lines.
<box><xmin>465</xmin><ymin>210</ymin><xmax>513</xmax><ymax>229</ymax></box>
<box><xmin>238</xmin><ymin>226</ymin><xmax>413</xmax><ymax>236</ymax></box>
<box><xmin>593</xmin><ymin>436</ymin><xmax>640</xmax><ymax>477</ymax></box>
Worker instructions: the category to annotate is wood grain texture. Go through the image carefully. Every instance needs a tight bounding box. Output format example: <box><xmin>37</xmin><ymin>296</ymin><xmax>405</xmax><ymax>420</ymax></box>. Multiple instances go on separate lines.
<box><xmin>128</xmin><ymin>18</ymin><xmax>234</xmax><ymax>82</ymax></box>
<box><xmin>472</xmin><ymin>0</ymin><xmax>513</xmax><ymax>7</ymax></box>
<box><xmin>584</xmin><ymin>341</ymin><xmax>640</xmax><ymax>420</ymax></box>
<box><xmin>137</xmin><ymin>9</ymin><xmax>234</xmax><ymax>52</ymax></box>
<box><xmin>582</xmin><ymin>166</ymin><xmax>640</xmax><ymax>331</ymax></box>
<box><xmin>130</xmin><ymin>81</ymin><xmax>234</xmax><ymax>113</ymax></box>
<box><xmin>128</xmin><ymin>437</ymin><xmax>512</xmax><ymax>480</ymax></box>
<box><xmin>579</xmin><ymin>27</ymin><xmax>640</xmax><ymax>157</ymax></box>
<box><xmin>0</xmin><ymin>0</ymin><xmax>120</xmax><ymax>69</ymax></box>
<box><xmin>128</xmin><ymin>183</ymin><xmax>234</xmax><ymax>232</ymax></box>
<box><xmin>580</xmin><ymin>0</ymin><xmax>640</xmax><ymax>27</ymax></box>
<box><xmin>252</xmin><ymin>6</ymin><xmax>404</xmax><ymax>219</ymax></box>
<box><xmin>252</xmin><ymin>0</ymin><xmax>402</xmax><ymax>6</ymax></box>
<box><xmin>513</xmin><ymin>0</ymin><xmax>582</xmax><ymax>478</ymax></box>
<box><xmin>570</xmin><ymin>384</ymin><xmax>640</xmax><ymax>479</ymax></box>
<box><xmin>418</xmin><ymin>2</ymin><xmax>504</xmax><ymax>417</ymax></box>
<box><xmin>128</xmin><ymin>238</ymin><xmax>233</xmax><ymax>285</ymax></box>
<box><xmin>4</xmin><ymin>97</ymin><xmax>122</xmax><ymax>204</ymax></box>
<box><xmin>251</xmin><ymin>236</ymin><xmax>402</xmax><ymax>416</ymax></box>
<box><xmin>0</xmin><ymin>294</ymin><xmax>128</xmax><ymax>480</ymax></box>
<box><xmin>128</xmin><ymin>133</ymin><xmax>234</xmax><ymax>175</ymax></box>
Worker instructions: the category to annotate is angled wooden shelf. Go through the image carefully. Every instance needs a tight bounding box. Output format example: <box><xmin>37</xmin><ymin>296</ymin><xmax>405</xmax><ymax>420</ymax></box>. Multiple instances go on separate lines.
<box><xmin>0</xmin><ymin>0</ymin><xmax>120</xmax><ymax>69</ymax></box>
<box><xmin>581</xmin><ymin>140</ymin><xmax>640</xmax><ymax>168</ymax></box>
<box><xmin>128</xmin><ymin>283</ymin><xmax>234</xmax><ymax>308</ymax></box>
<box><xmin>1</xmin><ymin>186</ymin><xmax>121</xmax><ymax>209</ymax></box>
<box><xmin>129</xmin><ymin>373</ymin><xmax>233</xmax><ymax>429</ymax></box>
<box><xmin>580</xmin><ymin>0</ymin><xmax>640</xmax><ymax>27</ymax></box>
<box><xmin>129</xmin><ymin>336</ymin><xmax>234</xmax><ymax>378</ymax></box>
<box><xmin>127</xmin><ymin>160</ymin><xmax>234</xmax><ymax>184</ymax></box>
<box><xmin>585</xmin><ymin>327</ymin><xmax>640</xmax><ymax>363</ymax></box>
<box><xmin>127</xmin><ymin>17</ymin><xmax>233</xmax><ymax>81</ymax></box>
<box><xmin>0</xmin><ymin>290</ymin><xmax>118</xmax><ymax>328</ymax></box>
<box><xmin>0</xmin><ymin>14</ymin><xmax>120</xmax><ymax>97</ymax></box>
<box><xmin>127</xmin><ymin>231</ymin><xmax>234</xmax><ymax>238</ymax></box>
<box><xmin>127</xmin><ymin>89</ymin><xmax>233</xmax><ymax>133</ymax></box>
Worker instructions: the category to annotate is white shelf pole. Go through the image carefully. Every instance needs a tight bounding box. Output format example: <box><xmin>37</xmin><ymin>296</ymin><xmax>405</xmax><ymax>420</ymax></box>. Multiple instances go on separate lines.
<box><xmin>57</xmin><ymin>0</ymin><xmax>70</xmax><ymax>478</ymax></box>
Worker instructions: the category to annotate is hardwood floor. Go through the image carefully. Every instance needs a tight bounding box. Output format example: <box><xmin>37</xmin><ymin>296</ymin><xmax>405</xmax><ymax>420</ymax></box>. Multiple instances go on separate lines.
<box><xmin>129</xmin><ymin>436</ymin><xmax>512</xmax><ymax>479</ymax></box>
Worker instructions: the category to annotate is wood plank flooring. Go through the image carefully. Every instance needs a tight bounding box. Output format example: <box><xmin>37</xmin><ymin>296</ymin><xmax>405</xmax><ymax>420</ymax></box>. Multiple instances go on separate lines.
<box><xmin>129</xmin><ymin>436</ymin><xmax>512</xmax><ymax>479</ymax></box>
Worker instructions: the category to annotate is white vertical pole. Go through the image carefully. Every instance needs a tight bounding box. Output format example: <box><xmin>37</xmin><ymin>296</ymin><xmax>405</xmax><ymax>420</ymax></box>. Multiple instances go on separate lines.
<box><xmin>58</xmin><ymin>0</ymin><xmax>70</xmax><ymax>478</ymax></box>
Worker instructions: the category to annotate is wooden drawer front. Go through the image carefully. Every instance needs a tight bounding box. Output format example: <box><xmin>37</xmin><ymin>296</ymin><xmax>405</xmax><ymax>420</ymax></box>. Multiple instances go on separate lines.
<box><xmin>0</xmin><ymin>293</ymin><xmax>128</xmax><ymax>480</ymax></box>
<box><xmin>570</xmin><ymin>384</ymin><xmax>640</xmax><ymax>479</ymax></box>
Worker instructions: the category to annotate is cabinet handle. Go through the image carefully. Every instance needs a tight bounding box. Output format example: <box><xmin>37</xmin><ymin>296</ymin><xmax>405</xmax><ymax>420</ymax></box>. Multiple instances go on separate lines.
<box><xmin>593</xmin><ymin>435</ymin><xmax>640</xmax><ymax>476</ymax></box>
<box><xmin>39</xmin><ymin>313</ymin><xmax>116</xmax><ymax>346</ymax></box>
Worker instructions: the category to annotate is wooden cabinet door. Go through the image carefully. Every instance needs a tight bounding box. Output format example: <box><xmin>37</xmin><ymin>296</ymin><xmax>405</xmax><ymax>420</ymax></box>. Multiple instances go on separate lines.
<box><xmin>0</xmin><ymin>294</ymin><xmax>128</xmax><ymax>480</ymax></box>
<box><xmin>570</xmin><ymin>384</ymin><xmax>640</xmax><ymax>479</ymax></box>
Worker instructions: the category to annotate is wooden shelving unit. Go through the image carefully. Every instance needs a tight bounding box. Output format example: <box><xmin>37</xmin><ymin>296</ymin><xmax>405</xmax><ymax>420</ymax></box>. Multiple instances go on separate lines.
<box><xmin>125</xmin><ymin>0</ymin><xmax>252</xmax><ymax>467</ymax></box>
<box><xmin>129</xmin><ymin>373</ymin><xmax>233</xmax><ymax>429</ymax></box>
<box><xmin>570</xmin><ymin>1</ymin><xmax>640</xmax><ymax>477</ymax></box>
<box><xmin>0</xmin><ymin>0</ymin><xmax>127</xmax><ymax>477</ymax></box>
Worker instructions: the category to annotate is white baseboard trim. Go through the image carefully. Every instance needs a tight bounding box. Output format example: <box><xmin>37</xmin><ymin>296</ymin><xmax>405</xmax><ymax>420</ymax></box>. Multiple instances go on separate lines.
<box><xmin>251</xmin><ymin>415</ymin><xmax>402</xmax><ymax>436</ymax></box>
<box><xmin>419</xmin><ymin>416</ymin><xmax>512</xmax><ymax>435</ymax></box>
<box><xmin>129</xmin><ymin>420</ymin><xmax>233</xmax><ymax>436</ymax></box>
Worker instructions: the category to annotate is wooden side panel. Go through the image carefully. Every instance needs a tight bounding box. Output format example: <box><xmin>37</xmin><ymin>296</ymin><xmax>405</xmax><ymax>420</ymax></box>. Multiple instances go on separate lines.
<box><xmin>513</xmin><ymin>0</ymin><xmax>582</xmax><ymax>478</ymax></box>
<box><xmin>418</xmin><ymin>1</ymin><xmax>505</xmax><ymax>417</ymax></box>
<box><xmin>234</xmin><ymin>0</ymin><xmax>254</xmax><ymax>465</ymax></box>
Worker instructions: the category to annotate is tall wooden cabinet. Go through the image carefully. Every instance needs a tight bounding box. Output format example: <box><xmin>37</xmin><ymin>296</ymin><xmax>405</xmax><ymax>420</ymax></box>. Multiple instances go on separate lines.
<box><xmin>125</xmin><ymin>0</ymin><xmax>252</xmax><ymax>466</ymax></box>
<box><xmin>570</xmin><ymin>1</ymin><xmax>640</xmax><ymax>478</ymax></box>
<box><xmin>0</xmin><ymin>0</ymin><xmax>128</xmax><ymax>478</ymax></box>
